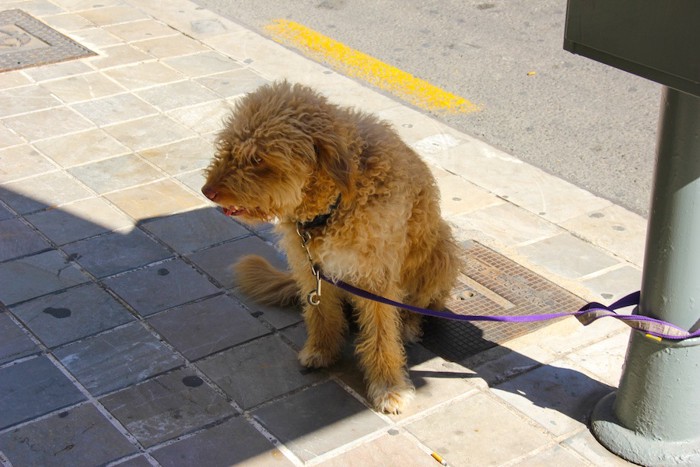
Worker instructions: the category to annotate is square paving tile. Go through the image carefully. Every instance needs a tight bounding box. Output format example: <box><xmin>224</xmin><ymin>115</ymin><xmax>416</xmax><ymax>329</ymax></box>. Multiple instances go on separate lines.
<box><xmin>25</xmin><ymin>197</ymin><xmax>134</xmax><ymax>245</ymax></box>
<box><xmin>0</xmin><ymin>403</ymin><xmax>136</xmax><ymax>466</ymax></box>
<box><xmin>85</xmin><ymin>43</ymin><xmax>153</xmax><ymax>69</ymax></box>
<box><xmin>67</xmin><ymin>154</ymin><xmax>164</xmax><ymax>194</ymax></box>
<box><xmin>11</xmin><ymin>283</ymin><xmax>135</xmax><ymax>348</ymax></box>
<box><xmin>100</xmin><ymin>368</ymin><xmax>235</xmax><ymax>447</ymax></box>
<box><xmin>197</xmin><ymin>334</ymin><xmax>325</xmax><ymax>410</ymax></box>
<box><xmin>0</xmin><ymin>218</ymin><xmax>49</xmax><ymax>262</ymax></box>
<box><xmin>0</xmin><ymin>356</ymin><xmax>85</xmax><ymax>430</ymax></box>
<box><xmin>39</xmin><ymin>72</ymin><xmax>125</xmax><ymax>103</ymax></box>
<box><xmin>104</xmin><ymin>19</ymin><xmax>179</xmax><ymax>42</ymax></box>
<box><xmin>0</xmin><ymin>171</ymin><xmax>94</xmax><ymax>214</ymax></box>
<box><xmin>77</xmin><ymin>5</ymin><xmax>149</xmax><ymax>26</ymax></box>
<box><xmin>0</xmin><ymin>145</ymin><xmax>56</xmax><ymax>183</ymax></box>
<box><xmin>492</xmin><ymin>361</ymin><xmax>615</xmax><ymax>436</ymax></box>
<box><xmin>102</xmin><ymin>114</ymin><xmax>196</xmax><ymax>152</ymax></box>
<box><xmin>104</xmin><ymin>258</ymin><xmax>220</xmax><ymax>316</ymax></box>
<box><xmin>319</xmin><ymin>432</ymin><xmax>437</xmax><ymax>467</ymax></box>
<box><xmin>140</xmin><ymin>207</ymin><xmax>249</xmax><ymax>254</ymax></box>
<box><xmin>104</xmin><ymin>179</ymin><xmax>206</xmax><ymax>219</ymax></box>
<box><xmin>72</xmin><ymin>92</ymin><xmax>157</xmax><ymax>126</ymax></box>
<box><xmin>135</xmin><ymin>80</ymin><xmax>220</xmax><ymax>112</ymax></box>
<box><xmin>187</xmin><ymin>235</ymin><xmax>288</xmax><ymax>288</ymax></box>
<box><xmin>104</xmin><ymin>61</ymin><xmax>184</xmax><ymax>90</ymax></box>
<box><xmin>195</xmin><ymin>68</ymin><xmax>269</xmax><ymax>98</ymax></box>
<box><xmin>0</xmin><ymin>85</ymin><xmax>60</xmax><ymax>118</ymax></box>
<box><xmin>32</xmin><ymin>128</ymin><xmax>130</xmax><ymax>168</ymax></box>
<box><xmin>163</xmin><ymin>51</ymin><xmax>242</xmax><ymax>76</ymax></box>
<box><xmin>54</xmin><ymin>321</ymin><xmax>184</xmax><ymax>396</ymax></box>
<box><xmin>3</xmin><ymin>107</ymin><xmax>94</xmax><ymax>142</ymax></box>
<box><xmin>148</xmin><ymin>294</ymin><xmax>270</xmax><ymax>360</ymax></box>
<box><xmin>252</xmin><ymin>381</ymin><xmax>387</xmax><ymax>462</ymax></box>
<box><xmin>151</xmin><ymin>416</ymin><xmax>292</xmax><ymax>467</ymax></box>
<box><xmin>406</xmin><ymin>392</ymin><xmax>551</xmax><ymax>466</ymax></box>
<box><xmin>138</xmin><ymin>137</ymin><xmax>214</xmax><ymax>175</ymax></box>
<box><xmin>0</xmin><ymin>311</ymin><xmax>39</xmax><ymax>364</ymax></box>
<box><xmin>167</xmin><ymin>99</ymin><xmax>232</xmax><ymax>134</ymax></box>
<box><xmin>0</xmin><ymin>250</ymin><xmax>88</xmax><ymax>306</ymax></box>
<box><xmin>62</xmin><ymin>227</ymin><xmax>172</xmax><ymax>278</ymax></box>
<box><xmin>131</xmin><ymin>35</ymin><xmax>209</xmax><ymax>59</ymax></box>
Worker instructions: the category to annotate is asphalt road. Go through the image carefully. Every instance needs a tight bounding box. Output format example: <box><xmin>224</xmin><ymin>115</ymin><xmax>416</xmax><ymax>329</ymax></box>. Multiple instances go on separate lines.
<box><xmin>193</xmin><ymin>0</ymin><xmax>661</xmax><ymax>217</ymax></box>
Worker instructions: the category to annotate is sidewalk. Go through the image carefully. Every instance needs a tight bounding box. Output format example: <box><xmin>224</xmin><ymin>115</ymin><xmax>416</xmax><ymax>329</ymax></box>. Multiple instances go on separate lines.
<box><xmin>0</xmin><ymin>0</ymin><xmax>645</xmax><ymax>465</ymax></box>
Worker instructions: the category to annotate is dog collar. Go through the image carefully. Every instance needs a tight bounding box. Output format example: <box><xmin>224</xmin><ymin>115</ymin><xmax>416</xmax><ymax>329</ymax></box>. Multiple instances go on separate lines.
<box><xmin>298</xmin><ymin>194</ymin><xmax>342</xmax><ymax>230</ymax></box>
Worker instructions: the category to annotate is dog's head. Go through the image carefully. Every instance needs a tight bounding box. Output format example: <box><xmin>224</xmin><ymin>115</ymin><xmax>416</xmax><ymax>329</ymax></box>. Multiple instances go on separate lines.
<box><xmin>201</xmin><ymin>81</ymin><xmax>356</xmax><ymax>223</ymax></box>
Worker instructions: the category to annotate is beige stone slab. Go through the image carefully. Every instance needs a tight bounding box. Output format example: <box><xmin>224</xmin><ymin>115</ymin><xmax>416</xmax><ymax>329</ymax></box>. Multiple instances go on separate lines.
<box><xmin>104</xmin><ymin>19</ymin><xmax>178</xmax><ymax>42</ymax></box>
<box><xmin>163</xmin><ymin>51</ymin><xmax>243</xmax><ymax>77</ymax></box>
<box><xmin>102</xmin><ymin>115</ymin><xmax>196</xmax><ymax>152</ymax></box>
<box><xmin>0</xmin><ymin>124</ymin><xmax>24</xmax><ymax>149</ymax></box>
<box><xmin>42</xmin><ymin>12</ymin><xmax>94</xmax><ymax>31</ymax></box>
<box><xmin>581</xmin><ymin>265</ymin><xmax>642</xmax><ymax>303</ymax></box>
<box><xmin>0</xmin><ymin>145</ymin><xmax>56</xmax><ymax>183</ymax></box>
<box><xmin>72</xmin><ymin>93</ymin><xmax>157</xmax><ymax>126</ymax></box>
<box><xmin>406</xmin><ymin>392</ymin><xmax>551</xmax><ymax>466</ymax></box>
<box><xmin>134</xmin><ymin>0</ymin><xmax>246</xmax><ymax>39</ymax></box>
<box><xmin>176</xmin><ymin>170</ymin><xmax>207</xmax><ymax>194</ymax></box>
<box><xmin>135</xmin><ymin>81</ymin><xmax>219</xmax><ymax>112</ymax></box>
<box><xmin>20</xmin><ymin>60</ymin><xmax>94</xmax><ymax>83</ymax></box>
<box><xmin>33</xmin><ymin>128</ymin><xmax>130</xmax><ymax>167</ymax></box>
<box><xmin>562</xmin><ymin>204</ymin><xmax>647</xmax><ymax>267</ymax></box>
<box><xmin>2</xmin><ymin>171</ymin><xmax>93</xmax><ymax>212</ymax></box>
<box><xmin>103</xmin><ymin>61</ymin><xmax>184</xmax><ymax>90</ymax></box>
<box><xmin>0</xmin><ymin>86</ymin><xmax>61</xmax><ymax>118</ymax></box>
<box><xmin>39</xmin><ymin>72</ymin><xmax>125</xmax><ymax>103</ymax></box>
<box><xmin>450</xmin><ymin>203</ymin><xmax>562</xmax><ymax>248</ymax></box>
<box><xmin>166</xmin><ymin>100</ymin><xmax>232</xmax><ymax>135</ymax></box>
<box><xmin>562</xmin><ymin>428</ymin><xmax>636</xmax><ymax>466</ymax></box>
<box><xmin>563</xmin><ymin>331</ymin><xmax>629</xmax><ymax>387</ymax></box>
<box><xmin>194</xmin><ymin>69</ymin><xmax>269</xmax><ymax>99</ymax></box>
<box><xmin>105</xmin><ymin>179</ymin><xmax>206</xmax><ymax>219</ymax></box>
<box><xmin>131</xmin><ymin>35</ymin><xmax>209</xmax><ymax>59</ymax></box>
<box><xmin>0</xmin><ymin>71</ymin><xmax>32</xmax><ymax>90</ymax></box>
<box><xmin>138</xmin><ymin>137</ymin><xmax>213</xmax><ymax>175</ymax></box>
<box><xmin>77</xmin><ymin>5</ymin><xmax>149</xmax><ymax>26</ymax></box>
<box><xmin>3</xmin><ymin>107</ymin><xmax>94</xmax><ymax>142</ymax></box>
<box><xmin>511</xmin><ymin>444</ymin><xmax>590</xmax><ymax>466</ymax></box>
<box><xmin>380</xmin><ymin>108</ymin><xmax>466</xmax><ymax>145</ymax></box>
<box><xmin>318</xmin><ymin>432</ymin><xmax>436</xmax><ymax>467</ymax></box>
<box><xmin>66</xmin><ymin>27</ymin><xmax>122</xmax><ymax>49</ymax></box>
<box><xmin>87</xmin><ymin>43</ymin><xmax>154</xmax><ymax>69</ymax></box>
<box><xmin>431</xmin><ymin>166</ymin><xmax>503</xmax><ymax>217</ymax></box>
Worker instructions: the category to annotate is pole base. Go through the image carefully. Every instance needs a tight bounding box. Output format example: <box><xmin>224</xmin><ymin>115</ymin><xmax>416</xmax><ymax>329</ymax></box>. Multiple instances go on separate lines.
<box><xmin>591</xmin><ymin>392</ymin><xmax>700</xmax><ymax>466</ymax></box>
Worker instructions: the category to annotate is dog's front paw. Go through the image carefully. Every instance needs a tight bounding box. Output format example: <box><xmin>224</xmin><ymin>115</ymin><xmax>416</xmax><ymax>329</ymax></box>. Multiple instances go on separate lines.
<box><xmin>298</xmin><ymin>344</ymin><xmax>339</xmax><ymax>369</ymax></box>
<box><xmin>369</xmin><ymin>382</ymin><xmax>415</xmax><ymax>414</ymax></box>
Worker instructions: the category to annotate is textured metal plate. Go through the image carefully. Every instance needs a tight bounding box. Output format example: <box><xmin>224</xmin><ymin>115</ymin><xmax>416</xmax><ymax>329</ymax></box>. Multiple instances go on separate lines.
<box><xmin>0</xmin><ymin>9</ymin><xmax>95</xmax><ymax>73</ymax></box>
<box><xmin>421</xmin><ymin>241</ymin><xmax>586</xmax><ymax>361</ymax></box>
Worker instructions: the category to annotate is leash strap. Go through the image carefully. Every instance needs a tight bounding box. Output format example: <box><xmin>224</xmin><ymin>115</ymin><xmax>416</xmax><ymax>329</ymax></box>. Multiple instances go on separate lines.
<box><xmin>319</xmin><ymin>273</ymin><xmax>700</xmax><ymax>341</ymax></box>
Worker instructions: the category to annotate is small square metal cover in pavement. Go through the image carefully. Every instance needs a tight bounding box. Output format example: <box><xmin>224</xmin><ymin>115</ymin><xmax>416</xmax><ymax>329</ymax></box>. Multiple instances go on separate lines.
<box><xmin>421</xmin><ymin>241</ymin><xmax>586</xmax><ymax>361</ymax></box>
<box><xmin>0</xmin><ymin>9</ymin><xmax>95</xmax><ymax>73</ymax></box>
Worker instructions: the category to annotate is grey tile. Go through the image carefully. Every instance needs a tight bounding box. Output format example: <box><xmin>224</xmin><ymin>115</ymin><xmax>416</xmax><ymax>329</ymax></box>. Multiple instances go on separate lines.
<box><xmin>138</xmin><ymin>137</ymin><xmax>215</xmax><ymax>176</ymax></box>
<box><xmin>100</xmin><ymin>368</ymin><xmax>235</xmax><ymax>448</ymax></box>
<box><xmin>151</xmin><ymin>416</ymin><xmax>293</xmax><ymax>467</ymax></box>
<box><xmin>0</xmin><ymin>145</ymin><xmax>56</xmax><ymax>184</ymax></box>
<box><xmin>0</xmin><ymin>311</ymin><xmax>38</xmax><ymax>364</ymax></box>
<box><xmin>0</xmin><ymin>204</ymin><xmax>13</xmax><ymax>221</ymax></box>
<box><xmin>406</xmin><ymin>392</ymin><xmax>551</xmax><ymax>466</ymax></box>
<box><xmin>148</xmin><ymin>294</ymin><xmax>270</xmax><ymax>360</ymax></box>
<box><xmin>0</xmin><ymin>218</ymin><xmax>49</xmax><ymax>262</ymax></box>
<box><xmin>25</xmin><ymin>197</ymin><xmax>134</xmax><ymax>245</ymax></box>
<box><xmin>135</xmin><ymin>80</ymin><xmax>220</xmax><ymax>111</ymax></box>
<box><xmin>104</xmin><ymin>258</ymin><xmax>220</xmax><ymax>316</ymax></box>
<box><xmin>0</xmin><ymin>171</ymin><xmax>93</xmax><ymax>214</ymax></box>
<box><xmin>54</xmin><ymin>322</ymin><xmax>184</xmax><ymax>396</ymax></box>
<box><xmin>163</xmin><ymin>51</ymin><xmax>242</xmax><ymax>76</ymax></box>
<box><xmin>140</xmin><ymin>207</ymin><xmax>250</xmax><ymax>254</ymax></box>
<box><xmin>195</xmin><ymin>69</ymin><xmax>268</xmax><ymax>98</ymax></box>
<box><xmin>492</xmin><ymin>361</ymin><xmax>615</xmax><ymax>436</ymax></box>
<box><xmin>62</xmin><ymin>228</ymin><xmax>172</xmax><ymax>278</ymax></box>
<box><xmin>197</xmin><ymin>335</ymin><xmax>324</xmax><ymax>410</ymax></box>
<box><xmin>0</xmin><ymin>356</ymin><xmax>85</xmax><ymax>430</ymax></box>
<box><xmin>72</xmin><ymin>93</ymin><xmax>158</xmax><ymax>126</ymax></box>
<box><xmin>187</xmin><ymin>235</ymin><xmax>287</xmax><ymax>288</ymax></box>
<box><xmin>0</xmin><ymin>403</ymin><xmax>136</xmax><ymax>466</ymax></box>
<box><xmin>252</xmin><ymin>381</ymin><xmax>387</xmax><ymax>462</ymax></box>
<box><xmin>67</xmin><ymin>154</ymin><xmax>164</xmax><ymax>194</ymax></box>
<box><xmin>0</xmin><ymin>250</ymin><xmax>88</xmax><ymax>306</ymax></box>
<box><xmin>11</xmin><ymin>283</ymin><xmax>135</xmax><ymax>348</ymax></box>
<box><xmin>112</xmin><ymin>456</ymin><xmax>153</xmax><ymax>467</ymax></box>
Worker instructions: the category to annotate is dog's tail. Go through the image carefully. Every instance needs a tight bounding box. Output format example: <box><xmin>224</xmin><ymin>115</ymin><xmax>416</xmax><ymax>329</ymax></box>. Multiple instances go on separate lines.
<box><xmin>233</xmin><ymin>255</ymin><xmax>299</xmax><ymax>307</ymax></box>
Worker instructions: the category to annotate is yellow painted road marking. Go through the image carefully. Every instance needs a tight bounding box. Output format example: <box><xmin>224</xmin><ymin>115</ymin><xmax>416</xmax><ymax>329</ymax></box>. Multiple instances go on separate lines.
<box><xmin>264</xmin><ymin>19</ymin><xmax>481</xmax><ymax>114</ymax></box>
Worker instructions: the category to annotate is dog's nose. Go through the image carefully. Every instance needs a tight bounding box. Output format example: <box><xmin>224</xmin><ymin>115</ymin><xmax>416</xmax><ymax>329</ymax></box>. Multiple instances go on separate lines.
<box><xmin>201</xmin><ymin>185</ymin><xmax>218</xmax><ymax>201</ymax></box>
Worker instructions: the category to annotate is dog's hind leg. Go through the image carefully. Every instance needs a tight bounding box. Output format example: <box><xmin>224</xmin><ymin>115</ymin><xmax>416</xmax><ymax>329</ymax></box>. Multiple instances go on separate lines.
<box><xmin>298</xmin><ymin>282</ymin><xmax>347</xmax><ymax>368</ymax></box>
<box><xmin>353</xmin><ymin>286</ymin><xmax>415</xmax><ymax>414</ymax></box>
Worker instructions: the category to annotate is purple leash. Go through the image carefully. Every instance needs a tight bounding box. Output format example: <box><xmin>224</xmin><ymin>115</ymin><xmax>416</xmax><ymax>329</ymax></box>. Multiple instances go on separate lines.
<box><xmin>319</xmin><ymin>273</ymin><xmax>700</xmax><ymax>341</ymax></box>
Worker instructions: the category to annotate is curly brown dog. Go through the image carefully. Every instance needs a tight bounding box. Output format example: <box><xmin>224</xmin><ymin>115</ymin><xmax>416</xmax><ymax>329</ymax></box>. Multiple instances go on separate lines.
<box><xmin>202</xmin><ymin>81</ymin><xmax>461</xmax><ymax>413</ymax></box>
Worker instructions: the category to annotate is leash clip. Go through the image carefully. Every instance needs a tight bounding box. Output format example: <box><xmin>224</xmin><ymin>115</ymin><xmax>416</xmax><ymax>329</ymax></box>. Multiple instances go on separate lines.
<box><xmin>296</xmin><ymin>222</ymin><xmax>322</xmax><ymax>306</ymax></box>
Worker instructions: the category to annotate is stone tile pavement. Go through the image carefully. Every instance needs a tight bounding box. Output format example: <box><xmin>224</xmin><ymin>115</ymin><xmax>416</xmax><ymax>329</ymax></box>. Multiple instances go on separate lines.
<box><xmin>0</xmin><ymin>0</ymin><xmax>646</xmax><ymax>465</ymax></box>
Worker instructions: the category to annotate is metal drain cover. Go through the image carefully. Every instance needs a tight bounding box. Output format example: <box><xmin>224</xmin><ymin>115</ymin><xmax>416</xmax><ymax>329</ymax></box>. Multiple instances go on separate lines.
<box><xmin>421</xmin><ymin>241</ymin><xmax>585</xmax><ymax>361</ymax></box>
<box><xmin>0</xmin><ymin>9</ymin><xmax>95</xmax><ymax>73</ymax></box>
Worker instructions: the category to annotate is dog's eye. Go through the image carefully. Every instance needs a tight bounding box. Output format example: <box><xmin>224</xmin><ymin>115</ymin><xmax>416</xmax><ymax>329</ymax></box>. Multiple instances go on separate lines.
<box><xmin>252</xmin><ymin>156</ymin><xmax>262</xmax><ymax>165</ymax></box>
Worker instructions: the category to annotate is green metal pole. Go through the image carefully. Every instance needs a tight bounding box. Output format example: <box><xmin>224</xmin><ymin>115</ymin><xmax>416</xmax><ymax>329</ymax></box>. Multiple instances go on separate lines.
<box><xmin>591</xmin><ymin>87</ymin><xmax>700</xmax><ymax>465</ymax></box>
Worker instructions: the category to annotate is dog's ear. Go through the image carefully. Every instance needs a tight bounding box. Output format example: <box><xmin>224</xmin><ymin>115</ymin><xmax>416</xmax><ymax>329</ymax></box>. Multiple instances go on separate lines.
<box><xmin>313</xmin><ymin>133</ymin><xmax>354</xmax><ymax>196</ymax></box>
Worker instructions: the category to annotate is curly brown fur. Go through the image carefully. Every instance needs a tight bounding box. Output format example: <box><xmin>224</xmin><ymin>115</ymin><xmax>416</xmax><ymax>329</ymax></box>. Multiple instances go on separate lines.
<box><xmin>202</xmin><ymin>81</ymin><xmax>461</xmax><ymax>414</ymax></box>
